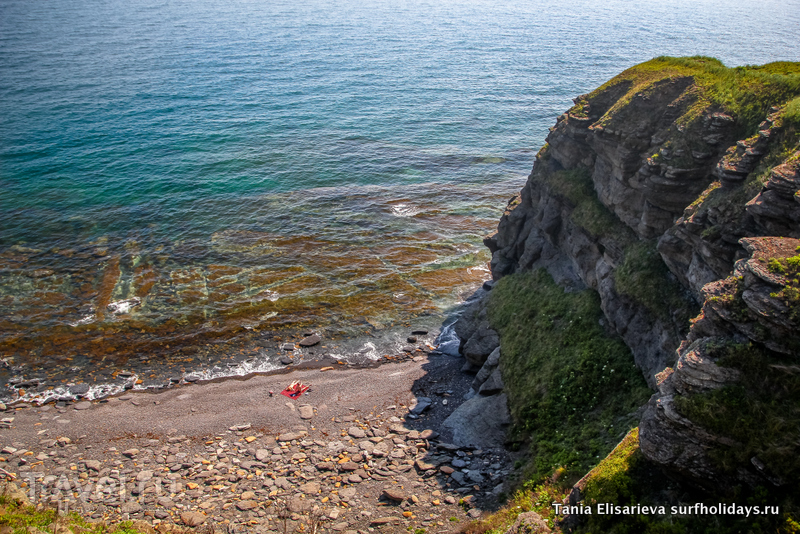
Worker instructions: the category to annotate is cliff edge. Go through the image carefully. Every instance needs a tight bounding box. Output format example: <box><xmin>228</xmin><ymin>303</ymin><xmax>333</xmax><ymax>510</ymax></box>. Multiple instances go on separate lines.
<box><xmin>457</xmin><ymin>56</ymin><xmax>800</xmax><ymax>532</ymax></box>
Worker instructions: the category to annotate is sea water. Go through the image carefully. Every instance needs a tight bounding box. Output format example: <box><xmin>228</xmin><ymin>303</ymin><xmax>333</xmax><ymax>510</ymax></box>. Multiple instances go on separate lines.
<box><xmin>1</xmin><ymin>0</ymin><xmax>798</xmax><ymax>402</ymax></box>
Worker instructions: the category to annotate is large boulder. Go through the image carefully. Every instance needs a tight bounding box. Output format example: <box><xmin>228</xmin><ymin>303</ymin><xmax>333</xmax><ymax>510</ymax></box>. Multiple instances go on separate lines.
<box><xmin>453</xmin><ymin>298</ymin><xmax>500</xmax><ymax>368</ymax></box>
<box><xmin>442</xmin><ymin>393</ymin><xmax>510</xmax><ymax>448</ymax></box>
<box><xmin>465</xmin><ymin>347</ymin><xmax>504</xmax><ymax>398</ymax></box>
<box><xmin>504</xmin><ymin>511</ymin><xmax>552</xmax><ymax>534</ymax></box>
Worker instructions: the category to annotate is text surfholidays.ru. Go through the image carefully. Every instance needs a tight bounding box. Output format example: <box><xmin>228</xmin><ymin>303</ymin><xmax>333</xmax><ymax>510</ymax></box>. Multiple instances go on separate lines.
<box><xmin>552</xmin><ymin>502</ymin><xmax>779</xmax><ymax>517</ymax></box>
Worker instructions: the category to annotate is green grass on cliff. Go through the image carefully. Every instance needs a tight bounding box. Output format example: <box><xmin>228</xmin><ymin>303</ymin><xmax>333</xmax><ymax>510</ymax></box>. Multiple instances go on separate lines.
<box><xmin>768</xmin><ymin>247</ymin><xmax>800</xmax><ymax>323</ymax></box>
<box><xmin>567</xmin><ymin>340</ymin><xmax>800</xmax><ymax>534</ymax></box>
<box><xmin>678</xmin><ymin>99</ymin><xmax>800</xmax><ymax>238</ymax></box>
<box><xmin>615</xmin><ymin>240</ymin><xmax>698</xmax><ymax>327</ymax></box>
<box><xmin>541</xmin><ymin>166</ymin><xmax>634</xmax><ymax>241</ymax></box>
<box><xmin>487</xmin><ymin>270</ymin><xmax>651</xmax><ymax>482</ymax></box>
<box><xmin>675</xmin><ymin>341</ymin><xmax>800</xmax><ymax>489</ymax></box>
<box><xmin>588</xmin><ymin>56</ymin><xmax>800</xmax><ymax>137</ymax></box>
<box><xmin>572</xmin><ymin>423</ymin><xmax>800</xmax><ymax>534</ymax></box>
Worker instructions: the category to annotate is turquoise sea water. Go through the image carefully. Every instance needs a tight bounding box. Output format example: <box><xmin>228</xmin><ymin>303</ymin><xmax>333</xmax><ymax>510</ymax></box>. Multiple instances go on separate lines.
<box><xmin>1</xmin><ymin>0</ymin><xmax>799</xmax><ymax>401</ymax></box>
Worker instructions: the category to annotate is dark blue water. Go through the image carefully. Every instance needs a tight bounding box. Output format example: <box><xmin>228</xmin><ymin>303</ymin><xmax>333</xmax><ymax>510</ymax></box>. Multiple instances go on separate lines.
<box><xmin>1</xmin><ymin>0</ymin><xmax>798</xmax><ymax>402</ymax></box>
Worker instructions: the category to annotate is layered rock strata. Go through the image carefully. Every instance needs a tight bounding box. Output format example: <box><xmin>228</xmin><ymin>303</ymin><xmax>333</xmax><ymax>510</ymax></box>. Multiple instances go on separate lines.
<box><xmin>640</xmin><ymin>237</ymin><xmax>800</xmax><ymax>488</ymax></box>
<box><xmin>463</xmin><ymin>57</ymin><xmax>800</xmax><ymax>489</ymax></box>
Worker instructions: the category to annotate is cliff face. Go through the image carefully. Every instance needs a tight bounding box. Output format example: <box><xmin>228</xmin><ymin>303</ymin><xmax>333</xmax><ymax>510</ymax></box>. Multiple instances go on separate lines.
<box><xmin>640</xmin><ymin>236</ymin><xmax>800</xmax><ymax>490</ymax></box>
<box><xmin>481</xmin><ymin>57</ymin><xmax>800</xmax><ymax>489</ymax></box>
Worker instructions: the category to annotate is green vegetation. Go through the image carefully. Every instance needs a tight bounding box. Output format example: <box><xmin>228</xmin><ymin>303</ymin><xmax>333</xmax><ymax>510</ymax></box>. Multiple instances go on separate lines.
<box><xmin>0</xmin><ymin>495</ymin><xmax>147</xmax><ymax>534</ymax></box>
<box><xmin>767</xmin><ymin>247</ymin><xmax>800</xmax><ymax>323</ymax></box>
<box><xmin>615</xmin><ymin>240</ymin><xmax>698</xmax><ymax>326</ymax></box>
<box><xmin>588</xmin><ymin>56</ymin><xmax>800</xmax><ymax>137</ymax></box>
<box><xmin>575</xmin><ymin>57</ymin><xmax>800</xmax><ymax>185</ymax></box>
<box><xmin>681</xmin><ymin>108</ymin><xmax>799</xmax><ymax>240</ymax></box>
<box><xmin>462</xmin><ymin>480</ymin><xmax>566</xmax><ymax>534</ymax></box>
<box><xmin>574</xmin><ymin>429</ymin><xmax>800</xmax><ymax>534</ymax></box>
<box><xmin>683</xmin><ymin>176</ymin><xmax>761</xmax><ymax>236</ymax></box>
<box><xmin>581</xmin><ymin>428</ymin><xmax>641</xmax><ymax>506</ymax></box>
<box><xmin>675</xmin><ymin>341</ymin><xmax>800</xmax><ymax>486</ymax></box>
<box><xmin>464</xmin><ymin>56</ymin><xmax>800</xmax><ymax>534</ymax></box>
<box><xmin>576</xmin><ymin>428</ymin><xmax>684</xmax><ymax>534</ymax></box>
<box><xmin>785</xmin><ymin>96</ymin><xmax>800</xmax><ymax>131</ymax></box>
<box><xmin>541</xmin><ymin>166</ymin><xmax>634</xmax><ymax>241</ymax></box>
<box><xmin>487</xmin><ymin>270</ymin><xmax>651</xmax><ymax>481</ymax></box>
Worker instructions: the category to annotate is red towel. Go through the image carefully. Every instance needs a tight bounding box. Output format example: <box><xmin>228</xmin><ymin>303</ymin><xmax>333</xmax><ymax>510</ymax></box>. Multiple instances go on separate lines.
<box><xmin>280</xmin><ymin>382</ymin><xmax>309</xmax><ymax>399</ymax></box>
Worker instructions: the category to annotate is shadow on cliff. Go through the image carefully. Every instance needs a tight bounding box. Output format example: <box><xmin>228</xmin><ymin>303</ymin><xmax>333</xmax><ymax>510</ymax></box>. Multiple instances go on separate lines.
<box><xmin>378</xmin><ymin>288</ymin><xmax>515</xmax><ymax>522</ymax></box>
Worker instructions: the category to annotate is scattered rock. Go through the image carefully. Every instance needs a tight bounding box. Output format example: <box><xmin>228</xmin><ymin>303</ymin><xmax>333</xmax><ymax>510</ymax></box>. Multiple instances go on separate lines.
<box><xmin>416</xmin><ymin>459</ymin><xmax>436</xmax><ymax>471</ymax></box>
<box><xmin>420</xmin><ymin>429</ymin><xmax>438</xmax><ymax>440</ymax></box>
<box><xmin>120</xmin><ymin>502</ymin><xmax>142</xmax><ymax>513</ymax></box>
<box><xmin>504</xmin><ymin>511</ymin><xmax>551</xmax><ymax>533</ymax></box>
<box><xmin>84</xmin><ymin>460</ymin><xmax>102</xmax><ymax>471</ymax></box>
<box><xmin>288</xmin><ymin>497</ymin><xmax>311</xmax><ymax>513</ymax></box>
<box><xmin>348</xmin><ymin>427</ymin><xmax>365</xmax><ymax>438</ymax></box>
<box><xmin>69</xmin><ymin>384</ymin><xmax>90</xmax><ymax>396</ymax></box>
<box><xmin>382</xmin><ymin>488</ymin><xmax>407</xmax><ymax>502</ymax></box>
<box><xmin>299</xmin><ymin>481</ymin><xmax>320</xmax><ymax>494</ymax></box>
<box><xmin>371</xmin><ymin>517</ymin><xmax>402</xmax><ymax>525</ymax></box>
<box><xmin>180</xmin><ymin>511</ymin><xmax>207</xmax><ymax>527</ymax></box>
<box><xmin>278</xmin><ymin>432</ymin><xmax>303</xmax><ymax>442</ymax></box>
<box><xmin>236</xmin><ymin>500</ymin><xmax>258</xmax><ymax>511</ymax></box>
<box><xmin>339</xmin><ymin>461</ymin><xmax>359</xmax><ymax>471</ymax></box>
<box><xmin>299</xmin><ymin>334</ymin><xmax>321</xmax><ymax>347</ymax></box>
<box><xmin>409</xmin><ymin>397</ymin><xmax>432</xmax><ymax>415</ymax></box>
<box><xmin>136</xmin><ymin>470</ymin><xmax>153</xmax><ymax>482</ymax></box>
<box><xmin>0</xmin><ymin>346</ymin><xmax>514</xmax><ymax>529</ymax></box>
<box><xmin>339</xmin><ymin>487</ymin><xmax>357</xmax><ymax>499</ymax></box>
<box><xmin>73</xmin><ymin>401</ymin><xmax>92</xmax><ymax>411</ymax></box>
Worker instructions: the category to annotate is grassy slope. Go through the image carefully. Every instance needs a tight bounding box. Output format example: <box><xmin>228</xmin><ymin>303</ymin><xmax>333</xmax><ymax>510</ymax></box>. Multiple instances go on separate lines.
<box><xmin>487</xmin><ymin>270</ymin><xmax>651</xmax><ymax>482</ymax></box>
<box><xmin>582</xmin><ymin>56</ymin><xmax>800</xmax><ymax>136</ymax></box>
<box><xmin>575</xmin><ymin>426</ymin><xmax>800</xmax><ymax>534</ymax></box>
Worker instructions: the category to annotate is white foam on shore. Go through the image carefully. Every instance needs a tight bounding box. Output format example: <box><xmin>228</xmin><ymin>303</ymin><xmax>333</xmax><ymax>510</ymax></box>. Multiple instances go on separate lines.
<box><xmin>19</xmin><ymin>378</ymin><xmax>143</xmax><ymax>405</ymax></box>
<box><xmin>8</xmin><ymin>309</ymin><xmax>463</xmax><ymax>406</ymax></box>
<box><xmin>13</xmin><ymin>353</ymin><xmax>284</xmax><ymax>406</ymax></box>
<box><xmin>68</xmin><ymin>314</ymin><xmax>96</xmax><ymax>327</ymax></box>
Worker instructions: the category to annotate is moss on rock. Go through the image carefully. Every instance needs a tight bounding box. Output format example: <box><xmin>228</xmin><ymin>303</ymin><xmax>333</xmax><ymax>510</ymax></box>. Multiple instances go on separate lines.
<box><xmin>487</xmin><ymin>270</ymin><xmax>651</xmax><ymax>481</ymax></box>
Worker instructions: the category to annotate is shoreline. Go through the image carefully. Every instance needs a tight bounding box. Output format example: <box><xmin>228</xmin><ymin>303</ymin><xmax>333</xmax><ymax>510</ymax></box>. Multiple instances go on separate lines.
<box><xmin>1</xmin><ymin>319</ymin><xmax>450</xmax><ymax>407</ymax></box>
<box><xmin>0</xmin><ymin>346</ymin><xmax>514</xmax><ymax>533</ymax></box>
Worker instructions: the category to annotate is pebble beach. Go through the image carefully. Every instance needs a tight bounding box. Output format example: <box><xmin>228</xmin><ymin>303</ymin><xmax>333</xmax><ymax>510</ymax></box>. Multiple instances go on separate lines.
<box><xmin>0</xmin><ymin>347</ymin><xmax>514</xmax><ymax>533</ymax></box>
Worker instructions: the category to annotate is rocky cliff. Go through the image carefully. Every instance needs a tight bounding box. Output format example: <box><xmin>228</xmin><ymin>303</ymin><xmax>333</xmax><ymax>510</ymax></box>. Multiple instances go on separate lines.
<box><xmin>455</xmin><ymin>57</ymin><xmax>800</xmax><ymax>515</ymax></box>
<box><xmin>486</xmin><ymin>58</ymin><xmax>800</xmax><ymax>389</ymax></box>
